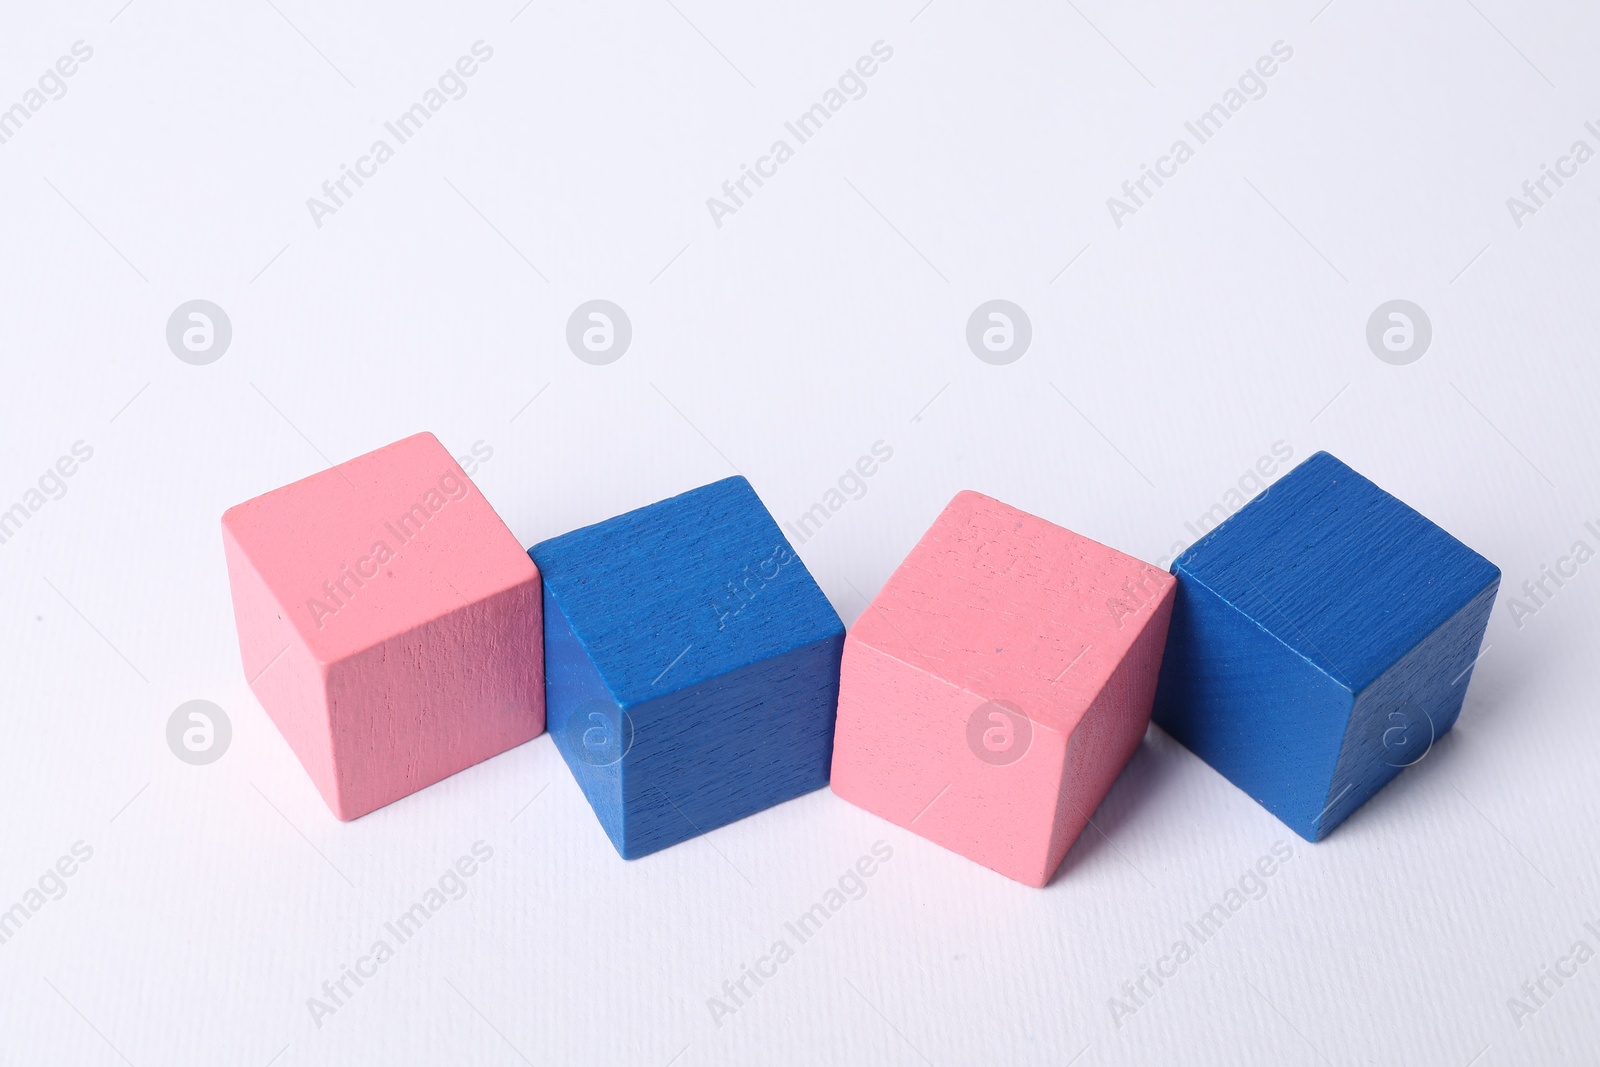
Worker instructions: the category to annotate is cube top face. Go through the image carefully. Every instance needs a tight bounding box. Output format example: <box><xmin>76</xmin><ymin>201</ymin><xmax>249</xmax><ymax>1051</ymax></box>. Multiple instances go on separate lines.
<box><xmin>850</xmin><ymin>490</ymin><xmax>1174</xmax><ymax>732</ymax></box>
<box><xmin>529</xmin><ymin>476</ymin><xmax>843</xmax><ymax>707</ymax></box>
<box><xmin>221</xmin><ymin>432</ymin><xmax>536</xmax><ymax>665</ymax></box>
<box><xmin>1174</xmin><ymin>451</ymin><xmax>1501</xmax><ymax>692</ymax></box>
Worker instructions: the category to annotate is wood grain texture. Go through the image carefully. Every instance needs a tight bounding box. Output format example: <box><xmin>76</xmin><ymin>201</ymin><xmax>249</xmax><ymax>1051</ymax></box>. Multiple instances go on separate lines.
<box><xmin>529</xmin><ymin>476</ymin><xmax>844</xmax><ymax>860</ymax></box>
<box><xmin>1151</xmin><ymin>450</ymin><xmax>1501</xmax><ymax>841</ymax></box>
<box><xmin>830</xmin><ymin>490</ymin><xmax>1176</xmax><ymax>887</ymax></box>
<box><xmin>221</xmin><ymin>431</ymin><xmax>545</xmax><ymax>821</ymax></box>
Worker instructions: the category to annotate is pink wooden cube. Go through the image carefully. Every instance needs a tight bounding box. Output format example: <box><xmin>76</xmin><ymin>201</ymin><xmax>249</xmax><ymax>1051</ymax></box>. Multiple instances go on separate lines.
<box><xmin>221</xmin><ymin>432</ymin><xmax>543</xmax><ymax>820</ymax></box>
<box><xmin>830</xmin><ymin>491</ymin><xmax>1176</xmax><ymax>886</ymax></box>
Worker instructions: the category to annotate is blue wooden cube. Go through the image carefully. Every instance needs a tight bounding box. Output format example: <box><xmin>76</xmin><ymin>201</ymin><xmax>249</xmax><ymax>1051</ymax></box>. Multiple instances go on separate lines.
<box><xmin>529</xmin><ymin>476</ymin><xmax>845</xmax><ymax>859</ymax></box>
<box><xmin>1151</xmin><ymin>451</ymin><xmax>1499</xmax><ymax>841</ymax></box>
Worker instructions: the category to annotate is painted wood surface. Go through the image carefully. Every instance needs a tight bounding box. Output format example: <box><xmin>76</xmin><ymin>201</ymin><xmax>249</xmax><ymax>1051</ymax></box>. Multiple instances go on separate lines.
<box><xmin>830</xmin><ymin>490</ymin><xmax>1176</xmax><ymax>887</ymax></box>
<box><xmin>530</xmin><ymin>475</ymin><xmax>844</xmax><ymax>860</ymax></box>
<box><xmin>1151</xmin><ymin>450</ymin><xmax>1500</xmax><ymax>840</ymax></box>
<box><xmin>222</xmin><ymin>431</ymin><xmax>545</xmax><ymax>820</ymax></box>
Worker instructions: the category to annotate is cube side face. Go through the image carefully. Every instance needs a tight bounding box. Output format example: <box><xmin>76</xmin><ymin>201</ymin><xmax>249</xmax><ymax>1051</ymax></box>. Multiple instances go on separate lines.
<box><xmin>530</xmin><ymin>476</ymin><xmax>843</xmax><ymax>708</ymax></box>
<box><xmin>1176</xmin><ymin>451</ymin><xmax>1502</xmax><ymax>691</ymax></box>
<box><xmin>616</xmin><ymin>633</ymin><xmax>844</xmax><ymax>859</ymax></box>
<box><xmin>542</xmin><ymin>584</ymin><xmax>629</xmax><ymax>853</ymax></box>
<box><xmin>324</xmin><ymin>574</ymin><xmax>545</xmax><ymax>821</ymax></box>
<box><xmin>831</xmin><ymin>639</ymin><xmax>1068</xmax><ymax>887</ymax></box>
<box><xmin>1320</xmin><ymin>579</ymin><xmax>1499</xmax><ymax>837</ymax></box>
<box><xmin>222</xmin><ymin>522</ymin><xmax>340</xmax><ymax>812</ymax></box>
<box><xmin>1045</xmin><ymin>582</ymin><xmax>1176</xmax><ymax>878</ymax></box>
<box><xmin>1152</xmin><ymin>574</ymin><xmax>1354</xmax><ymax>841</ymax></box>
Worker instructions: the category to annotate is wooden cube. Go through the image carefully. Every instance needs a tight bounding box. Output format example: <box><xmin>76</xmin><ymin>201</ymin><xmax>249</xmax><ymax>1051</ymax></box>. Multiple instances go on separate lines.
<box><xmin>530</xmin><ymin>476</ymin><xmax>844</xmax><ymax>859</ymax></box>
<box><xmin>221</xmin><ymin>432</ymin><xmax>544</xmax><ymax>820</ymax></box>
<box><xmin>1151</xmin><ymin>451</ymin><xmax>1500</xmax><ymax>840</ymax></box>
<box><xmin>830</xmin><ymin>491</ymin><xmax>1176</xmax><ymax>887</ymax></box>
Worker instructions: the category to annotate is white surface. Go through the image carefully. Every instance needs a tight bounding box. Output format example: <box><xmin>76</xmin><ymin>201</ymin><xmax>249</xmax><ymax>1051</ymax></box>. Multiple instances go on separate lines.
<box><xmin>2</xmin><ymin>1</ymin><xmax>1597</xmax><ymax>1064</ymax></box>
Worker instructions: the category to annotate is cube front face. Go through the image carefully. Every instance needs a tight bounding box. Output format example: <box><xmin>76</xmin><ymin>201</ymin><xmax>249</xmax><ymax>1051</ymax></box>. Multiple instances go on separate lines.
<box><xmin>831</xmin><ymin>640</ymin><xmax>1070</xmax><ymax>886</ymax></box>
<box><xmin>325</xmin><ymin>579</ymin><xmax>544</xmax><ymax>820</ymax></box>
<box><xmin>830</xmin><ymin>491</ymin><xmax>1176</xmax><ymax>887</ymax></box>
<box><xmin>222</xmin><ymin>432</ymin><xmax>545</xmax><ymax>821</ymax></box>
<box><xmin>1151</xmin><ymin>576</ymin><xmax>1355</xmax><ymax>839</ymax></box>
<box><xmin>616</xmin><ymin>638</ymin><xmax>841</xmax><ymax>858</ymax></box>
<box><xmin>1151</xmin><ymin>451</ymin><xmax>1500</xmax><ymax>840</ymax></box>
<box><xmin>532</xmin><ymin>476</ymin><xmax>845</xmax><ymax>859</ymax></box>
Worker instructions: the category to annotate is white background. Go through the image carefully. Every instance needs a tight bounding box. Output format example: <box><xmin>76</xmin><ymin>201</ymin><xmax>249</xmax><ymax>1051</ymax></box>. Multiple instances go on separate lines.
<box><xmin>2</xmin><ymin>1</ymin><xmax>1598</xmax><ymax>1063</ymax></box>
